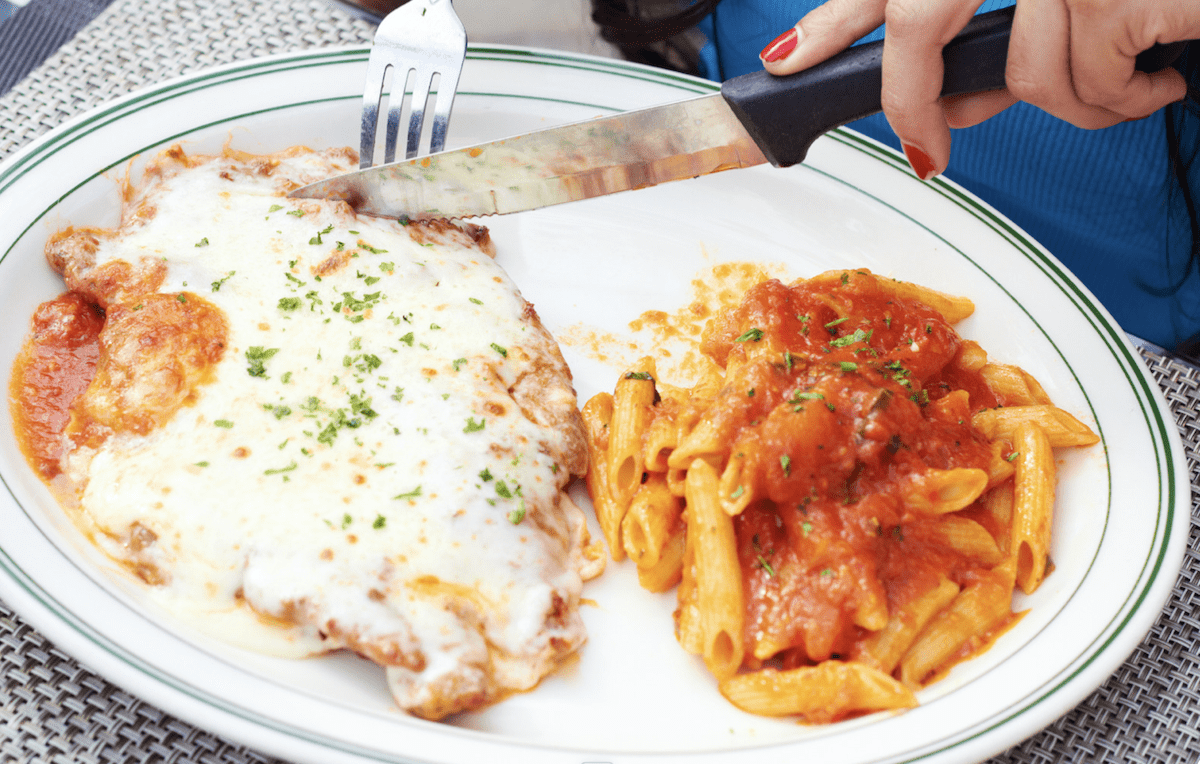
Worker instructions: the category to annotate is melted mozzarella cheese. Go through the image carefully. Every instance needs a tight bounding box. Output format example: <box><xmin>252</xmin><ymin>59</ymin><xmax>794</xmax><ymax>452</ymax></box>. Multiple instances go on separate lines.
<box><xmin>50</xmin><ymin>148</ymin><xmax>598</xmax><ymax>718</ymax></box>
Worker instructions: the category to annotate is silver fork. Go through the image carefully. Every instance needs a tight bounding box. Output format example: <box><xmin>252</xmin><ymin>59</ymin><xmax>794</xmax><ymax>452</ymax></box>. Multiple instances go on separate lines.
<box><xmin>359</xmin><ymin>0</ymin><xmax>467</xmax><ymax>168</ymax></box>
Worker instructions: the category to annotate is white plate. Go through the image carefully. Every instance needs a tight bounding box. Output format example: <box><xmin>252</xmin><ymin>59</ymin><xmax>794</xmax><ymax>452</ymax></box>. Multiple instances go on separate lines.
<box><xmin>0</xmin><ymin>46</ymin><xmax>1189</xmax><ymax>764</ymax></box>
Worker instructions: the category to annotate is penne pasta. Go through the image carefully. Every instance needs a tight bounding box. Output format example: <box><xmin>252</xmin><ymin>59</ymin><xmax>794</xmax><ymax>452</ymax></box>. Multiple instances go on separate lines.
<box><xmin>981</xmin><ymin>483</ymin><xmax>1015</xmax><ymax>556</ymax></box>
<box><xmin>607</xmin><ymin>356</ymin><xmax>658</xmax><ymax>508</ymax></box>
<box><xmin>667</xmin><ymin>417</ymin><xmax>726</xmax><ymax>471</ymax></box>
<box><xmin>875</xmin><ymin>276</ymin><xmax>975</xmax><ymax>323</ymax></box>
<box><xmin>621</xmin><ymin>473</ymin><xmax>682</xmax><ymax>569</ymax></box>
<box><xmin>1011</xmin><ymin>421</ymin><xmax>1056</xmax><ymax>593</ymax></box>
<box><xmin>685</xmin><ymin>459</ymin><xmax>745</xmax><ymax>680</ymax></box>
<box><xmin>717</xmin><ymin>452</ymin><xmax>754</xmax><ymax>516</ymax></box>
<box><xmin>972</xmin><ymin>405</ymin><xmax>1099</xmax><ymax>447</ymax></box>
<box><xmin>979</xmin><ymin>363</ymin><xmax>1052</xmax><ymax>406</ymax></box>
<box><xmin>719</xmin><ymin>663</ymin><xmax>918</xmax><ymax>721</ymax></box>
<box><xmin>674</xmin><ymin>516</ymin><xmax>703</xmax><ymax>656</ymax></box>
<box><xmin>855</xmin><ymin>577</ymin><xmax>961</xmax><ymax>675</ymax></box>
<box><xmin>899</xmin><ymin>569</ymin><xmax>1013</xmax><ymax>687</ymax></box>
<box><xmin>984</xmin><ymin>439</ymin><xmax>1016</xmax><ymax>489</ymax></box>
<box><xmin>929</xmin><ymin>516</ymin><xmax>1004</xmax><ymax>565</ymax></box>
<box><xmin>581</xmin><ymin>393</ymin><xmax>625</xmax><ymax>562</ymax></box>
<box><xmin>953</xmin><ymin>339</ymin><xmax>989</xmax><ymax>373</ymax></box>
<box><xmin>643</xmin><ymin>411</ymin><xmax>679</xmax><ymax>473</ymax></box>
<box><xmin>900</xmin><ymin>467</ymin><xmax>989</xmax><ymax>515</ymax></box>
<box><xmin>637</xmin><ymin>526</ymin><xmax>686</xmax><ymax>593</ymax></box>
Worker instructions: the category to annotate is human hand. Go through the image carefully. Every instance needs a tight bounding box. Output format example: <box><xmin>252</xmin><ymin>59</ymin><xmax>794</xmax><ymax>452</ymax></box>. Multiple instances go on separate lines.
<box><xmin>759</xmin><ymin>0</ymin><xmax>1198</xmax><ymax>179</ymax></box>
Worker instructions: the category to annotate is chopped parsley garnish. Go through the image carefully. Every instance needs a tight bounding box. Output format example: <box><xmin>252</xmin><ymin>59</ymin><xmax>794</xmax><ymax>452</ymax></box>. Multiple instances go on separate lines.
<box><xmin>507</xmin><ymin>504</ymin><xmax>526</xmax><ymax>524</ymax></box>
<box><xmin>373</xmin><ymin>515</ymin><xmax>387</xmax><ymax>529</ymax></box>
<box><xmin>245</xmin><ymin>346</ymin><xmax>281</xmax><ymax>378</ymax></box>
<box><xmin>394</xmin><ymin>486</ymin><xmax>422</xmax><ymax>500</ymax></box>
<box><xmin>464</xmin><ymin>417</ymin><xmax>486</xmax><ymax>433</ymax></box>
<box><xmin>264</xmin><ymin>403</ymin><xmax>292</xmax><ymax>419</ymax></box>
<box><xmin>494</xmin><ymin>481</ymin><xmax>514</xmax><ymax>499</ymax></box>
<box><xmin>399</xmin><ymin>332</ymin><xmax>414</xmax><ymax>346</ymax></box>
<box><xmin>194</xmin><ymin>237</ymin><xmax>209</xmax><ymax>248</ymax></box>
<box><xmin>211</xmin><ymin>271</ymin><xmax>235</xmax><ymax>291</ymax></box>
<box><xmin>490</xmin><ymin>343</ymin><xmax>508</xmax><ymax>357</ymax></box>
<box><xmin>838</xmin><ymin>361</ymin><xmax>859</xmax><ymax>372</ymax></box>
<box><xmin>479</xmin><ymin>468</ymin><xmax>494</xmax><ymax>482</ymax></box>
<box><xmin>780</xmin><ymin>455</ymin><xmax>791</xmax><ymax>476</ymax></box>
<box><xmin>278</xmin><ymin>296</ymin><xmax>302</xmax><ymax>311</ymax></box>
<box><xmin>334</xmin><ymin>290</ymin><xmax>383</xmax><ymax>321</ymax></box>
<box><xmin>264</xmin><ymin>461</ymin><xmax>298</xmax><ymax>476</ymax></box>
<box><xmin>824</xmin><ymin>317</ymin><xmax>849</xmax><ymax>328</ymax></box>
<box><xmin>624</xmin><ymin>371</ymin><xmax>653</xmax><ymax>381</ymax></box>
<box><xmin>349</xmin><ymin>393</ymin><xmax>378</xmax><ymax>420</ymax></box>
<box><xmin>380</xmin><ymin>262</ymin><xmax>394</xmax><ymax>273</ymax></box>
<box><xmin>735</xmin><ymin>328</ymin><xmax>764</xmax><ymax>343</ymax></box>
<box><xmin>756</xmin><ymin>555</ymin><xmax>776</xmax><ymax>576</ymax></box>
<box><xmin>312</xmin><ymin>225</ymin><xmax>333</xmax><ymax>245</ymax></box>
<box><xmin>359</xmin><ymin>242</ymin><xmax>388</xmax><ymax>254</ymax></box>
<box><xmin>213</xmin><ymin>419</ymin><xmax>234</xmax><ymax>428</ymax></box>
<box><xmin>830</xmin><ymin>328</ymin><xmax>872</xmax><ymax>347</ymax></box>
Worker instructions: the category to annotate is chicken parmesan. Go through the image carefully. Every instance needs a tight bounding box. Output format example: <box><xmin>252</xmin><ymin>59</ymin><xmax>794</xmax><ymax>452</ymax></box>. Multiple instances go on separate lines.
<box><xmin>10</xmin><ymin>144</ymin><xmax>603</xmax><ymax>720</ymax></box>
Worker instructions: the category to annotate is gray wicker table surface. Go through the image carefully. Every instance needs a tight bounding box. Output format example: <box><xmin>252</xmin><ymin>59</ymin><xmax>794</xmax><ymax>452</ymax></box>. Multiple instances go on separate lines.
<box><xmin>2</xmin><ymin>1</ymin><xmax>1199</xmax><ymax>762</ymax></box>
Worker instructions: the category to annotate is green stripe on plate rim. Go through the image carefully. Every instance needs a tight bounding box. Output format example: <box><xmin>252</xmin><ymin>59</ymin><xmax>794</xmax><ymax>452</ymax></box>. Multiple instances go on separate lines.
<box><xmin>807</xmin><ymin>131</ymin><xmax>1175</xmax><ymax>760</ymax></box>
<box><xmin>0</xmin><ymin>47</ymin><xmax>1180</xmax><ymax>763</ymax></box>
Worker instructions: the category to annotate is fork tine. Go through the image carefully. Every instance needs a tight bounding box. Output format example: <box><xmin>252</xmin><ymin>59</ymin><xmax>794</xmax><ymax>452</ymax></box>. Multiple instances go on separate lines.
<box><xmin>383</xmin><ymin>66</ymin><xmax>413</xmax><ymax>164</ymax></box>
<box><xmin>359</xmin><ymin>57</ymin><xmax>390</xmax><ymax>169</ymax></box>
<box><xmin>428</xmin><ymin>66</ymin><xmax>462</xmax><ymax>156</ymax></box>
<box><xmin>404</xmin><ymin>67</ymin><xmax>436</xmax><ymax>160</ymax></box>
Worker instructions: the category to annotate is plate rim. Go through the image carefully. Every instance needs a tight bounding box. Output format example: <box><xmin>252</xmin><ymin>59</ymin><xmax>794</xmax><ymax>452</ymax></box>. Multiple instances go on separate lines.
<box><xmin>0</xmin><ymin>43</ymin><xmax>1189</xmax><ymax>764</ymax></box>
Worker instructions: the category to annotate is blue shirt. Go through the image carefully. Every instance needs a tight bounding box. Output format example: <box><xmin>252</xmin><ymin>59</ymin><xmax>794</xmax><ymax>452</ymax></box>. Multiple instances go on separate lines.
<box><xmin>697</xmin><ymin>0</ymin><xmax>1200</xmax><ymax>350</ymax></box>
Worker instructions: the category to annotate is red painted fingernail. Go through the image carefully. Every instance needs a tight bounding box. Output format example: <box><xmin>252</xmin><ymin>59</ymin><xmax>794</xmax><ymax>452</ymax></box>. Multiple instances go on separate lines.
<box><xmin>761</xmin><ymin>28</ymin><xmax>798</xmax><ymax>63</ymax></box>
<box><xmin>902</xmin><ymin>143</ymin><xmax>938</xmax><ymax>180</ymax></box>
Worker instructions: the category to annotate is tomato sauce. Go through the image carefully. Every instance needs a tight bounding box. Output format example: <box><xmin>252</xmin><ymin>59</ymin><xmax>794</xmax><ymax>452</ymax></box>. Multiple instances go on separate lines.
<box><xmin>8</xmin><ymin>293</ymin><xmax>104</xmax><ymax>479</ymax></box>
<box><xmin>694</xmin><ymin>271</ymin><xmax>1012</xmax><ymax>668</ymax></box>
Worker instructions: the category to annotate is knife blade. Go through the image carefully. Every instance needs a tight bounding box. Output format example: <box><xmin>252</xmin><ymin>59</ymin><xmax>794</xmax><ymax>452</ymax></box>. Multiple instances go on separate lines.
<box><xmin>290</xmin><ymin>7</ymin><xmax>1184</xmax><ymax>219</ymax></box>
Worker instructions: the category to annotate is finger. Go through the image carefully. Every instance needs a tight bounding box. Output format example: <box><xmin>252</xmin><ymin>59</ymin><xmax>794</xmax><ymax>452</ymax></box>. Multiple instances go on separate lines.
<box><xmin>880</xmin><ymin>0</ymin><xmax>987</xmax><ymax>179</ymax></box>
<box><xmin>1067</xmin><ymin>4</ymin><xmax>1189</xmax><ymax>118</ymax></box>
<box><xmin>761</xmin><ymin>0</ymin><xmax>887</xmax><ymax>75</ymax></box>
<box><xmin>1006</xmin><ymin>0</ymin><xmax>1125</xmax><ymax>129</ymax></box>
<box><xmin>942</xmin><ymin>90</ymin><xmax>1020</xmax><ymax>129</ymax></box>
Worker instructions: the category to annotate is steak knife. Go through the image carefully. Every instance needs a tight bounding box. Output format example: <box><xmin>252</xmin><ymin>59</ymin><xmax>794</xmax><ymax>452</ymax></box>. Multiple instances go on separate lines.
<box><xmin>291</xmin><ymin>7</ymin><xmax>1185</xmax><ymax>219</ymax></box>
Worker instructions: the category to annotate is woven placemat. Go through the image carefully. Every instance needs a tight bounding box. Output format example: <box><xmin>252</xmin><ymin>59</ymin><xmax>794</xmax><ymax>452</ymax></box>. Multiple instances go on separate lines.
<box><xmin>2</xmin><ymin>1</ymin><xmax>1199</xmax><ymax>761</ymax></box>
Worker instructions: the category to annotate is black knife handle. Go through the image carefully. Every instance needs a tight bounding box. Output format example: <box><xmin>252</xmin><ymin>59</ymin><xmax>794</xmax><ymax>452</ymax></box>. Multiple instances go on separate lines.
<box><xmin>721</xmin><ymin>6</ymin><xmax>1186</xmax><ymax>167</ymax></box>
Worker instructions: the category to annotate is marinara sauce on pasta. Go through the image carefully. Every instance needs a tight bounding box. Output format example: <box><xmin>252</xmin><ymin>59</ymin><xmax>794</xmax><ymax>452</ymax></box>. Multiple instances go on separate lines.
<box><xmin>583</xmin><ymin>267</ymin><xmax>1098</xmax><ymax>722</ymax></box>
<box><xmin>699</xmin><ymin>274</ymin><xmax>1003</xmax><ymax>667</ymax></box>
